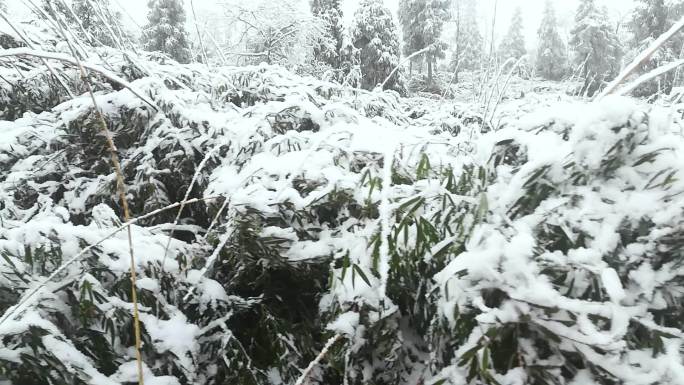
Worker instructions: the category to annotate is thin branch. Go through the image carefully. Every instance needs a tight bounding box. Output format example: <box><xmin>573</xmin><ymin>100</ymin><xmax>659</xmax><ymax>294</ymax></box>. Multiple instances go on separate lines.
<box><xmin>380</xmin><ymin>45</ymin><xmax>434</xmax><ymax>90</ymax></box>
<box><xmin>85</xmin><ymin>0</ymin><xmax>125</xmax><ymax>50</ymax></box>
<box><xmin>294</xmin><ymin>334</ymin><xmax>345</xmax><ymax>385</ymax></box>
<box><xmin>190</xmin><ymin>0</ymin><xmax>209</xmax><ymax>65</ymax></box>
<box><xmin>615</xmin><ymin>58</ymin><xmax>684</xmax><ymax>96</ymax></box>
<box><xmin>488</xmin><ymin>55</ymin><xmax>528</xmax><ymax>126</ymax></box>
<box><xmin>161</xmin><ymin>144</ymin><xmax>222</xmax><ymax>271</ymax></box>
<box><xmin>481</xmin><ymin>57</ymin><xmax>517</xmax><ymax>129</ymax></box>
<box><xmin>202</xmin><ymin>27</ymin><xmax>228</xmax><ymax>65</ymax></box>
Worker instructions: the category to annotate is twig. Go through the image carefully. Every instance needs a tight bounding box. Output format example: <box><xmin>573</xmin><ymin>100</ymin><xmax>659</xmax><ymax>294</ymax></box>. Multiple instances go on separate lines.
<box><xmin>488</xmin><ymin>55</ymin><xmax>528</xmax><ymax>126</ymax></box>
<box><xmin>205</xmin><ymin>197</ymin><xmax>230</xmax><ymax>236</ymax></box>
<box><xmin>203</xmin><ymin>27</ymin><xmax>228</xmax><ymax>65</ymax></box>
<box><xmin>181</xmin><ymin>205</ymin><xmax>235</xmax><ymax>301</ymax></box>
<box><xmin>378</xmin><ymin>145</ymin><xmax>395</xmax><ymax>299</ymax></box>
<box><xmin>294</xmin><ymin>334</ymin><xmax>345</xmax><ymax>385</ymax></box>
<box><xmin>161</xmin><ymin>145</ymin><xmax>222</xmax><ymax>271</ymax></box>
<box><xmin>380</xmin><ymin>45</ymin><xmax>435</xmax><ymax>90</ymax></box>
<box><xmin>481</xmin><ymin>57</ymin><xmax>516</xmax><ymax>130</ymax></box>
<box><xmin>599</xmin><ymin>15</ymin><xmax>684</xmax><ymax>99</ymax></box>
<box><xmin>190</xmin><ymin>0</ymin><xmax>209</xmax><ymax>65</ymax></box>
<box><xmin>85</xmin><ymin>0</ymin><xmax>126</xmax><ymax>50</ymax></box>
<box><xmin>439</xmin><ymin>46</ymin><xmax>466</xmax><ymax>102</ymax></box>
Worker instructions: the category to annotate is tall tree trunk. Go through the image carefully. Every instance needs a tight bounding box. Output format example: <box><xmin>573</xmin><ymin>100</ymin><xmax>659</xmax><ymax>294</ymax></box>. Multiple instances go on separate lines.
<box><xmin>427</xmin><ymin>54</ymin><xmax>433</xmax><ymax>86</ymax></box>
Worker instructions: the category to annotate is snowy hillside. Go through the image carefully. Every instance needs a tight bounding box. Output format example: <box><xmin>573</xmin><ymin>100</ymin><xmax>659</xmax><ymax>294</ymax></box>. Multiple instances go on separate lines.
<box><xmin>2</xmin><ymin>0</ymin><xmax>684</xmax><ymax>383</ymax></box>
<box><xmin>1</xmin><ymin>40</ymin><xmax>684</xmax><ymax>385</ymax></box>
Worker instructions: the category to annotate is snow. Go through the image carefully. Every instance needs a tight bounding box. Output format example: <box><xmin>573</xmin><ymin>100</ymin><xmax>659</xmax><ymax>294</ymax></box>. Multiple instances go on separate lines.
<box><xmin>110</xmin><ymin>361</ymin><xmax>181</xmax><ymax>385</ymax></box>
<box><xmin>140</xmin><ymin>312</ymin><xmax>200</xmax><ymax>377</ymax></box>
<box><xmin>601</xmin><ymin>267</ymin><xmax>626</xmax><ymax>303</ymax></box>
<box><xmin>326</xmin><ymin>311</ymin><xmax>359</xmax><ymax>336</ymax></box>
<box><xmin>2</xmin><ymin>23</ymin><xmax>684</xmax><ymax>384</ymax></box>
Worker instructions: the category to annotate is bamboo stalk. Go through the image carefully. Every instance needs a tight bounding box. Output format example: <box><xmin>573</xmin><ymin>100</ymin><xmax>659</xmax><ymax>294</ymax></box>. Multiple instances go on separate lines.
<box><xmin>599</xmin><ymin>15</ymin><xmax>684</xmax><ymax>99</ymax></box>
<box><xmin>294</xmin><ymin>334</ymin><xmax>345</xmax><ymax>385</ymax></box>
<box><xmin>615</xmin><ymin>58</ymin><xmax>684</xmax><ymax>96</ymax></box>
<box><xmin>44</xmin><ymin>3</ymin><xmax>145</xmax><ymax>381</ymax></box>
<box><xmin>380</xmin><ymin>45</ymin><xmax>434</xmax><ymax>90</ymax></box>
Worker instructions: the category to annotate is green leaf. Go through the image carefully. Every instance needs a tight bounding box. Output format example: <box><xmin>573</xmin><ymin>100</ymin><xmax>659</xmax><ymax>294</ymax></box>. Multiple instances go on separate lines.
<box><xmin>353</xmin><ymin>264</ymin><xmax>372</xmax><ymax>287</ymax></box>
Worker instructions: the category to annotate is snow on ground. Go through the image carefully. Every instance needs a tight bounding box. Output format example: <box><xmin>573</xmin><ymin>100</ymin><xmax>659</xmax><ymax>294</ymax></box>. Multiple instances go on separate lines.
<box><xmin>1</xmin><ymin>45</ymin><xmax>684</xmax><ymax>385</ymax></box>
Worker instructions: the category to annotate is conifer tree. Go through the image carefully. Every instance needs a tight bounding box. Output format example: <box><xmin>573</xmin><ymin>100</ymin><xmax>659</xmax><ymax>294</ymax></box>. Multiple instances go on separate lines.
<box><xmin>351</xmin><ymin>0</ymin><xmax>404</xmax><ymax>93</ymax></box>
<box><xmin>628</xmin><ymin>0</ymin><xmax>684</xmax><ymax>96</ymax></box>
<box><xmin>570</xmin><ymin>0</ymin><xmax>622</xmax><ymax>96</ymax></box>
<box><xmin>398</xmin><ymin>0</ymin><xmax>451</xmax><ymax>86</ymax></box>
<box><xmin>311</xmin><ymin>0</ymin><xmax>344</xmax><ymax>68</ymax></box>
<box><xmin>310</xmin><ymin>0</ymin><xmax>358</xmax><ymax>84</ymax></box>
<box><xmin>141</xmin><ymin>0</ymin><xmax>192</xmax><ymax>64</ymax></box>
<box><xmin>536</xmin><ymin>0</ymin><xmax>568</xmax><ymax>80</ymax></box>
<box><xmin>0</xmin><ymin>0</ymin><xmax>6</xmax><ymax>14</ymax></box>
<box><xmin>450</xmin><ymin>0</ymin><xmax>483</xmax><ymax>82</ymax></box>
<box><xmin>498</xmin><ymin>7</ymin><xmax>526</xmax><ymax>61</ymax></box>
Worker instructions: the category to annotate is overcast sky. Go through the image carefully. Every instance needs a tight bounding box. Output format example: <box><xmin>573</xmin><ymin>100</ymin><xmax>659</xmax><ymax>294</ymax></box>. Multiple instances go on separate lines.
<box><xmin>7</xmin><ymin>0</ymin><xmax>636</xmax><ymax>49</ymax></box>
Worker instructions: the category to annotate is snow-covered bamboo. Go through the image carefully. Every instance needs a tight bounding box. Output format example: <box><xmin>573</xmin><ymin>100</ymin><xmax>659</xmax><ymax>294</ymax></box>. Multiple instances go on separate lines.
<box><xmin>0</xmin><ymin>196</ymin><xmax>221</xmax><ymax>328</ymax></box>
<box><xmin>0</xmin><ymin>48</ymin><xmax>158</xmax><ymax>110</ymax></box>
<box><xmin>599</xmin><ymin>15</ymin><xmax>684</xmax><ymax>98</ymax></box>
<box><xmin>294</xmin><ymin>334</ymin><xmax>344</xmax><ymax>385</ymax></box>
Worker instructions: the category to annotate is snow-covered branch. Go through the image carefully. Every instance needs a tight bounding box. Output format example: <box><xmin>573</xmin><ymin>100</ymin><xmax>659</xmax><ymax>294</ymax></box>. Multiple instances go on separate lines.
<box><xmin>0</xmin><ymin>48</ymin><xmax>158</xmax><ymax>110</ymax></box>
<box><xmin>599</xmin><ymin>15</ymin><xmax>684</xmax><ymax>98</ymax></box>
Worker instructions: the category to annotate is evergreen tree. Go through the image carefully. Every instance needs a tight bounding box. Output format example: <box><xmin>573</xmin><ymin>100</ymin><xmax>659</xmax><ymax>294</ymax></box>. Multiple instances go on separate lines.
<box><xmin>628</xmin><ymin>0</ymin><xmax>684</xmax><ymax>96</ymax></box>
<box><xmin>498</xmin><ymin>7</ymin><xmax>526</xmax><ymax>61</ymax></box>
<box><xmin>536</xmin><ymin>0</ymin><xmax>568</xmax><ymax>80</ymax></box>
<box><xmin>351</xmin><ymin>0</ymin><xmax>404</xmax><ymax>93</ymax></box>
<box><xmin>141</xmin><ymin>0</ymin><xmax>192</xmax><ymax>64</ymax></box>
<box><xmin>337</xmin><ymin>33</ymin><xmax>362</xmax><ymax>87</ymax></box>
<box><xmin>311</xmin><ymin>0</ymin><xmax>344</xmax><ymax>68</ymax></box>
<box><xmin>398</xmin><ymin>0</ymin><xmax>451</xmax><ymax>86</ymax></box>
<box><xmin>0</xmin><ymin>0</ymin><xmax>6</xmax><ymax>14</ymax></box>
<box><xmin>570</xmin><ymin>0</ymin><xmax>622</xmax><ymax>96</ymax></box>
<box><xmin>450</xmin><ymin>0</ymin><xmax>483</xmax><ymax>82</ymax></box>
<box><xmin>310</xmin><ymin>0</ymin><xmax>358</xmax><ymax>84</ymax></box>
